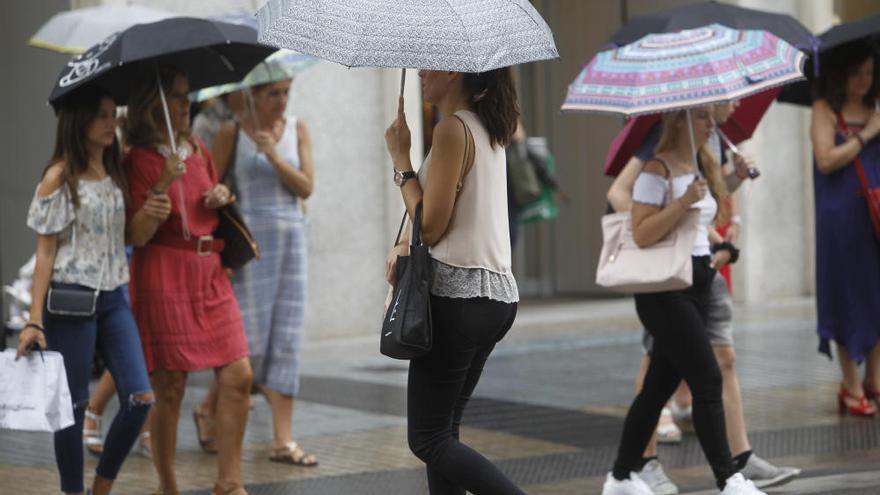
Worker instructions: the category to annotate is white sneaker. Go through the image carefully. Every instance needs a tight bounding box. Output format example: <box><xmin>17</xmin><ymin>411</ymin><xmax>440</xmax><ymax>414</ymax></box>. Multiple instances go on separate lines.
<box><xmin>636</xmin><ymin>460</ymin><xmax>679</xmax><ymax>494</ymax></box>
<box><xmin>669</xmin><ymin>400</ymin><xmax>693</xmax><ymax>432</ymax></box>
<box><xmin>740</xmin><ymin>454</ymin><xmax>800</xmax><ymax>488</ymax></box>
<box><xmin>719</xmin><ymin>473</ymin><xmax>766</xmax><ymax>495</ymax></box>
<box><xmin>602</xmin><ymin>472</ymin><xmax>655</xmax><ymax>495</ymax></box>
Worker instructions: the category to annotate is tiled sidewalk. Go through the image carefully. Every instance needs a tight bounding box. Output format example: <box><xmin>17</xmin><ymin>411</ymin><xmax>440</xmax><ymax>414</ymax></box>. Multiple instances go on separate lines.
<box><xmin>2</xmin><ymin>297</ymin><xmax>879</xmax><ymax>494</ymax></box>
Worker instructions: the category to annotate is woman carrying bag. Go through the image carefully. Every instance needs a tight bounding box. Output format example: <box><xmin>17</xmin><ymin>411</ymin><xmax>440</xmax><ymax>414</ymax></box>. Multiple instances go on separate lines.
<box><xmin>195</xmin><ymin>63</ymin><xmax>318</xmax><ymax>466</ymax></box>
<box><xmin>383</xmin><ymin>68</ymin><xmax>521</xmax><ymax>495</ymax></box>
<box><xmin>811</xmin><ymin>42</ymin><xmax>880</xmax><ymax>416</ymax></box>
<box><xmin>602</xmin><ymin>107</ymin><xmax>764</xmax><ymax>495</ymax></box>
<box><xmin>124</xmin><ymin>66</ymin><xmax>252</xmax><ymax>495</ymax></box>
<box><xmin>17</xmin><ymin>88</ymin><xmax>155</xmax><ymax>495</ymax></box>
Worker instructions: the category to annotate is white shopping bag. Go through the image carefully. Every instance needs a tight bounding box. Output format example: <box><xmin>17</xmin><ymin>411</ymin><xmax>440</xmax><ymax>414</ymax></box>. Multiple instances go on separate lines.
<box><xmin>0</xmin><ymin>349</ymin><xmax>74</xmax><ymax>432</ymax></box>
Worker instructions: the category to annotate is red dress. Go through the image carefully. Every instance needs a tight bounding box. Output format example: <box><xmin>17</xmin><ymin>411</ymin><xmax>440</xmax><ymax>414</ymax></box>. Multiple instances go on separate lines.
<box><xmin>125</xmin><ymin>141</ymin><xmax>248</xmax><ymax>372</ymax></box>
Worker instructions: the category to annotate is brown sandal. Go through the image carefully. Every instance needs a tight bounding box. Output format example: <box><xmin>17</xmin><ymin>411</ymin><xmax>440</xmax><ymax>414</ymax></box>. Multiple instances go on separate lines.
<box><xmin>192</xmin><ymin>408</ymin><xmax>219</xmax><ymax>454</ymax></box>
<box><xmin>213</xmin><ymin>482</ymin><xmax>247</xmax><ymax>495</ymax></box>
<box><xmin>269</xmin><ymin>441</ymin><xmax>318</xmax><ymax>467</ymax></box>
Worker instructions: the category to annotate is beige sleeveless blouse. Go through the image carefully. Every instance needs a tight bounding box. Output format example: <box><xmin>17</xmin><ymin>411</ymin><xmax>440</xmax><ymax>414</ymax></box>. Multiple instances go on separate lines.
<box><xmin>417</xmin><ymin>110</ymin><xmax>518</xmax><ymax>303</ymax></box>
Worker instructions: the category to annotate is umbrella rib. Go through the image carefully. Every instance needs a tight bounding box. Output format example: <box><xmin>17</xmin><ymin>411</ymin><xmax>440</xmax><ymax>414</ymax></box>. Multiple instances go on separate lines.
<box><xmin>442</xmin><ymin>0</ymin><xmax>476</xmax><ymax>72</ymax></box>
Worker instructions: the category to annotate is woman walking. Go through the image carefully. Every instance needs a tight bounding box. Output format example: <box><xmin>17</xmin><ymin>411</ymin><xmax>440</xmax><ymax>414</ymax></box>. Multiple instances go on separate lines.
<box><xmin>384</xmin><ymin>68</ymin><xmax>521</xmax><ymax>494</ymax></box>
<box><xmin>811</xmin><ymin>42</ymin><xmax>880</xmax><ymax>416</ymax></box>
<box><xmin>16</xmin><ymin>88</ymin><xmax>154</xmax><ymax>495</ymax></box>
<box><xmin>124</xmin><ymin>66</ymin><xmax>252</xmax><ymax>495</ymax></box>
<box><xmin>197</xmin><ymin>63</ymin><xmax>317</xmax><ymax>465</ymax></box>
<box><xmin>601</xmin><ymin>107</ymin><xmax>764</xmax><ymax>495</ymax></box>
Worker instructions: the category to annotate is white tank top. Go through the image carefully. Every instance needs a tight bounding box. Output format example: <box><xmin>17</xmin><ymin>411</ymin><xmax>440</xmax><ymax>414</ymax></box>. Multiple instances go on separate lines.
<box><xmin>417</xmin><ymin>110</ymin><xmax>518</xmax><ymax>302</ymax></box>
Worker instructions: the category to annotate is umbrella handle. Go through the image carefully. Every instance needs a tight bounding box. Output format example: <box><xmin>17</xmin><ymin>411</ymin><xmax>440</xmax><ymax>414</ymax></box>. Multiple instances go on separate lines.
<box><xmin>400</xmin><ymin>68</ymin><xmax>406</xmax><ymax>98</ymax></box>
<box><xmin>155</xmin><ymin>71</ymin><xmax>192</xmax><ymax>241</ymax></box>
<box><xmin>716</xmin><ymin>129</ymin><xmax>739</xmax><ymax>155</ymax></box>
<box><xmin>156</xmin><ymin>71</ymin><xmax>177</xmax><ymax>156</ymax></box>
<box><xmin>685</xmin><ymin>110</ymin><xmax>703</xmax><ymax>179</ymax></box>
<box><xmin>245</xmin><ymin>88</ymin><xmax>262</xmax><ymax>131</ymax></box>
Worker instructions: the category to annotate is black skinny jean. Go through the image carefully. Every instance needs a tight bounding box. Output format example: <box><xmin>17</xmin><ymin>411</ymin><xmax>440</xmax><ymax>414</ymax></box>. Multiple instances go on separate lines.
<box><xmin>613</xmin><ymin>256</ymin><xmax>737</xmax><ymax>489</ymax></box>
<box><xmin>407</xmin><ymin>295</ymin><xmax>522</xmax><ymax>495</ymax></box>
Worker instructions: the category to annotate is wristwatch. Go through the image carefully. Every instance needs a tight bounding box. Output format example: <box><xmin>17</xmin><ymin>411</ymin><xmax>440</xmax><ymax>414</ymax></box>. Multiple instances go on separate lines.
<box><xmin>394</xmin><ymin>169</ymin><xmax>417</xmax><ymax>187</ymax></box>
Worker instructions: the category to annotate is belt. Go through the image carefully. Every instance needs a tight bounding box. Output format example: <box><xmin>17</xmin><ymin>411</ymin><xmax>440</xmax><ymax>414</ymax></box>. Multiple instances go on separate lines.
<box><xmin>151</xmin><ymin>234</ymin><xmax>225</xmax><ymax>257</ymax></box>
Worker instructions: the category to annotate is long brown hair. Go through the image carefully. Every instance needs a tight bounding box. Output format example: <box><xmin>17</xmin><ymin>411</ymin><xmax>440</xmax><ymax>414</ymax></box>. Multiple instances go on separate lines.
<box><xmin>46</xmin><ymin>87</ymin><xmax>126</xmax><ymax>208</ymax></box>
<box><xmin>126</xmin><ymin>65</ymin><xmax>190</xmax><ymax>148</ymax></box>
<box><xmin>462</xmin><ymin>68</ymin><xmax>519</xmax><ymax>148</ymax></box>
<box><xmin>655</xmin><ymin>110</ymin><xmax>729</xmax><ymax>208</ymax></box>
<box><xmin>813</xmin><ymin>41</ymin><xmax>878</xmax><ymax>113</ymax></box>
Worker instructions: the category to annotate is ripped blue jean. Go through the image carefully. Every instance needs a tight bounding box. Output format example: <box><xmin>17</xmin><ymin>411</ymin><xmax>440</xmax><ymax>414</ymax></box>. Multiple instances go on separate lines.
<box><xmin>45</xmin><ymin>283</ymin><xmax>152</xmax><ymax>493</ymax></box>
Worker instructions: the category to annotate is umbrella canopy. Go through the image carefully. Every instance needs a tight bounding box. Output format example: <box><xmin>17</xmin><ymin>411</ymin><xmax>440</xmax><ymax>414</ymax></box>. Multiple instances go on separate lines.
<box><xmin>255</xmin><ymin>0</ymin><xmax>558</xmax><ymax>72</ymax></box>
<box><xmin>562</xmin><ymin>24</ymin><xmax>806</xmax><ymax>117</ymax></box>
<box><xmin>821</xmin><ymin>13</ymin><xmax>880</xmax><ymax>50</ymax></box>
<box><xmin>48</xmin><ymin>17</ymin><xmax>277</xmax><ymax>109</ymax></box>
<box><xmin>603</xmin><ymin>87</ymin><xmax>781</xmax><ymax>176</ymax></box>
<box><xmin>29</xmin><ymin>4</ymin><xmax>175</xmax><ymax>54</ymax></box>
<box><xmin>190</xmin><ymin>50</ymin><xmax>319</xmax><ymax>102</ymax></box>
<box><xmin>778</xmin><ymin>14</ymin><xmax>880</xmax><ymax>107</ymax></box>
<box><xmin>606</xmin><ymin>1</ymin><xmax>815</xmax><ymax>52</ymax></box>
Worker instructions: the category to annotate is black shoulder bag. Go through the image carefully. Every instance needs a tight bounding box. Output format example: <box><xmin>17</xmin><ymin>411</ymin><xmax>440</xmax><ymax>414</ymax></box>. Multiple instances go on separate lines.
<box><xmin>379</xmin><ymin>114</ymin><xmax>474</xmax><ymax>359</ymax></box>
<box><xmin>380</xmin><ymin>202</ymin><xmax>433</xmax><ymax>360</ymax></box>
<box><xmin>215</xmin><ymin>123</ymin><xmax>261</xmax><ymax>269</ymax></box>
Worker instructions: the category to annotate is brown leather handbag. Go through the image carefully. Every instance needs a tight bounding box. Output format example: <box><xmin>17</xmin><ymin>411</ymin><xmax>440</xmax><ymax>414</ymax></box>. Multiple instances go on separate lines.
<box><xmin>215</xmin><ymin>123</ymin><xmax>260</xmax><ymax>269</ymax></box>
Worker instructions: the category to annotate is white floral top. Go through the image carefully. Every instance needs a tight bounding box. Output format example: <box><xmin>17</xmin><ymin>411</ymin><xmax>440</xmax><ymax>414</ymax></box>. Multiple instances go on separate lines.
<box><xmin>27</xmin><ymin>177</ymin><xmax>128</xmax><ymax>290</ymax></box>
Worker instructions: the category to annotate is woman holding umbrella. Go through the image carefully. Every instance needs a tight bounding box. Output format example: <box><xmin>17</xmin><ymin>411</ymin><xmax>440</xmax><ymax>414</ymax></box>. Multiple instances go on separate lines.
<box><xmin>16</xmin><ymin>87</ymin><xmax>156</xmax><ymax>495</ymax></box>
<box><xmin>602</xmin><ymin>107</ymin><xmax>763</xmax><ymax>495</ymax></box>
<box><xmin>384</xmin><ymin>67</ymin><xmax>522</xmax><ymax>494</ymax></box>
<box><xmin>125</xmin><ymin>66</ymin><xmax>252</xmax><ymax>495</ymax></box>
<box><xmin>194</xmin><ymin>61</ymin><xmax>318</xmax><ymax>466</ymax></box>
<box><xmin>811</xmin><ymin>41</ymin><xmax>880</xmax><ymax>416</ymax></box>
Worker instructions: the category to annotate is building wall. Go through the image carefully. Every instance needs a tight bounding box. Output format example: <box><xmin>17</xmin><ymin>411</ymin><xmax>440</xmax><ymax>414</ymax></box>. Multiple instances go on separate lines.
<box><xmin>0</xmin><ymin>0</ymin><xmax>70</xmax><ymax>318</ymax></box>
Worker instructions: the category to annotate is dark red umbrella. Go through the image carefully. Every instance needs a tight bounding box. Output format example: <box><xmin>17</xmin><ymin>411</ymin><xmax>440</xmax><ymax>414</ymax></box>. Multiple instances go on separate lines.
<box><xmin>603</xmin><ymin>87</ymin><xmax>781</xmax><ymax>176</ymax></box>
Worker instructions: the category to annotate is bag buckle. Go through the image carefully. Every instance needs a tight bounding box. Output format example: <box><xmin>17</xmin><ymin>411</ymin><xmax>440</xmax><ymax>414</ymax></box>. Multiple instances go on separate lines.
<box><xmin>196</xmin><ymin>235</ymin><xmax>214</xmax><ymax>257</ymax></box>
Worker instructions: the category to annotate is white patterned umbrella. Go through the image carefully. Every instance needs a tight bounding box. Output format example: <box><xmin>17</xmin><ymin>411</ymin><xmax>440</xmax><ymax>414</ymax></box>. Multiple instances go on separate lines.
<box><xmin>30</xmin><ymin>4</ymin><xmax>174</xmax><ymax>54</ymax></box>
<box><xmin>255</xmin><ymin>0</ymin><xmax>558</xmax><ymax>73</ymax></box>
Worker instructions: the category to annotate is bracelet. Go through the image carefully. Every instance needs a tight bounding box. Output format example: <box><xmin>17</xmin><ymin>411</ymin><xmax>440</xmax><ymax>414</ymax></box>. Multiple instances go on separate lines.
<box><xmin>150</xmin><ymin>187</ymin><xmax>167</xmax><ymax>196</ymax></box>
<box><xmin>24</xmin><ymin>322</ymin><xmax>45</xmax><ymax>332</ymax></box>
<box><xmin>710</xmin><ymin>241</ymin><xmax>740</xmax><ymax>264</ymax></box>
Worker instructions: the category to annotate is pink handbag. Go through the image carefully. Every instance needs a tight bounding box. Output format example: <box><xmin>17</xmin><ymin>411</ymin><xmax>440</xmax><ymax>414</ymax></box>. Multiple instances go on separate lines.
<box><xmin>596</xmin><ymin>169</ymin><xmax>701</xmax><ymax>294</ymax></box>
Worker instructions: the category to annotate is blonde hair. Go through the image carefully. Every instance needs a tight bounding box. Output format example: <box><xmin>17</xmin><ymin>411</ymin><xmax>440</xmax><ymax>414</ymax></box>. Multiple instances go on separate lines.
<box><xmin>125</xmin><ymin>65</ymin><xmax>191</xmax><ymax>148</ymax></box>
<box><xmin>655</xmin><ymin>110</ymin><xmax>729</xmax><ymax>222</ymax></box>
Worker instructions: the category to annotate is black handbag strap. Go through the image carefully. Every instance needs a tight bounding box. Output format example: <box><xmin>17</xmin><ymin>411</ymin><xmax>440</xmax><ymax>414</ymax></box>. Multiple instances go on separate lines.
<box><xmin>410</xmin><ymin>203</ymin><xmax>424</xmax><ymax>247</ymax></box>
<box><xmin>393</xmin><ymin>210</ymin><xmax>408</xmax><ymax>246</ymax></box>
<box><xmin>392</xmin><ymin>114</ymin><xmax>472</xmax><ymax>248</ymax></box>
<box><xmin>221</xmin><ymin>122</ymin><xmax>240</xmax><ymax>197</ymax></box>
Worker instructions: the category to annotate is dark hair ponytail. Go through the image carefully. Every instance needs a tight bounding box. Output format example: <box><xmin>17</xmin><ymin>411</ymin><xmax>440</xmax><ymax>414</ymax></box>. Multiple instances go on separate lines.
<box><xmin>462</xmin><ymin>68</ymin><xmax>519</xmax><ymax>147</ymax></box>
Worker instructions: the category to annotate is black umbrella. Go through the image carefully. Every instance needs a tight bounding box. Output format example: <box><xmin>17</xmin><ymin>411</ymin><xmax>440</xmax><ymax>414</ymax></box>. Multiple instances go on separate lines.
<box><xmin>778</xmin><ymin>14</ymin><xmax>880</xmax><ymax>106</ymax></box>
<box><xmin>605</xmin><ymin>1</ymin><xmax>816</xmax><ymax>52</ymax></box>
<box><xmin>48</xmin><ymin>17</ymin><xmax>276</xmax><ymax>109</ymax></box>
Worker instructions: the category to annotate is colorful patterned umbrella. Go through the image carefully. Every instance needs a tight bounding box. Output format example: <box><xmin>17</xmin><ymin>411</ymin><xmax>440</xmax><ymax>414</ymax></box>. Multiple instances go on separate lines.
<box><xmin>603</xmin><ymin>87</ymin><xmax>781</xmax><ymax>176</ymax></box>
<box><xmin>562</xmin><ymin>24</ymin><xmax>806</xmax><ymax>116</ymax></box>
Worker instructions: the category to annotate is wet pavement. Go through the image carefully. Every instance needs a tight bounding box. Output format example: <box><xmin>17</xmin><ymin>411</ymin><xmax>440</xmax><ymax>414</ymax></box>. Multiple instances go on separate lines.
<box><xmin>2</xmin><ymin>296</ymin><xmax>880</xmax><ymax>494</ymax></box>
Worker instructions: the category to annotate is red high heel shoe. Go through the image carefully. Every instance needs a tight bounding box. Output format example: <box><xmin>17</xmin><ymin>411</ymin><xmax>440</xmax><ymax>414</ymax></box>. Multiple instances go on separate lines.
<box><xmin>838</xmin><ymin>384</ymin><xmax>877</xmax><ymax>417</ymax></box>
